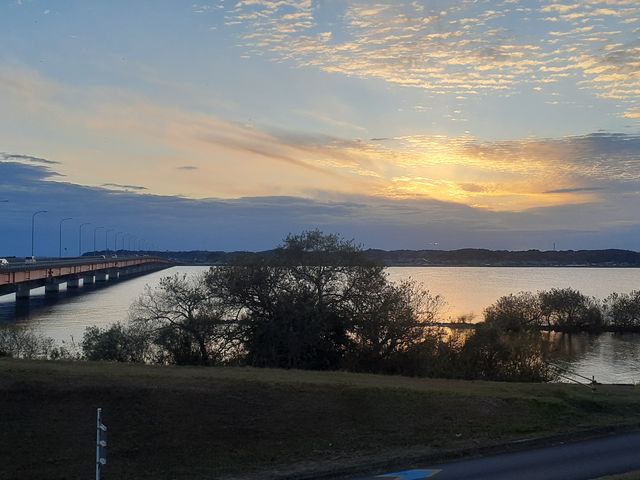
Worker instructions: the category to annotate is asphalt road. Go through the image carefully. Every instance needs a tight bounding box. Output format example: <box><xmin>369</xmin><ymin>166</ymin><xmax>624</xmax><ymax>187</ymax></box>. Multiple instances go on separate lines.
<box><xmin>360</xmin><ymin>431</ymin><xmax>640</xmax><ymax>480</ymax></box>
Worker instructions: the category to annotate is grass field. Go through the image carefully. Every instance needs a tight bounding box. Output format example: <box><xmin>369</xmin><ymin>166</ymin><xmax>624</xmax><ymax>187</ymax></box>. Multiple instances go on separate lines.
<box><xmin>1</xmin><ymin>359</ymin><xmax>639</xmax><ymax>480</ymax></box>
<box><xmin>594</xmin><ymin>472</ymin><xmax>640</xmax><ymax>480</ymax></box>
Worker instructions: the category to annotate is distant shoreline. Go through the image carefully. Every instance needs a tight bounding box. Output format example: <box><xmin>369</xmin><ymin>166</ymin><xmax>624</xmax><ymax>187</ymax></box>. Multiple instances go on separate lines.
<box><xmin>176</xmin><ymin>262</ymin><xmax>640</xmax><ymax>268</ymax></box>
<box><xmin>85</xmin><ymin>248</ymin><xmax>640</xmax><ymax>269</ymax></box>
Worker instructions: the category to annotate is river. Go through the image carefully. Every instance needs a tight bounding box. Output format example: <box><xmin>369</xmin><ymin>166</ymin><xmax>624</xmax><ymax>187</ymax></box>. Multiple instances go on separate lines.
<box><xmin>1</xmin><ymin>266</ymin><xmax>639</xmax><ymax>383</ymax></box>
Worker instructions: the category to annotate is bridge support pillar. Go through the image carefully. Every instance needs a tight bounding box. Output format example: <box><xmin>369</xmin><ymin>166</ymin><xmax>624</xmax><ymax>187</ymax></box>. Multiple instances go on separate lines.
<box><xmin>67</xmin><ymin>278</ymin><xmax>81</xmax><ymax>288</ymax></box>
<box><xmin>82</xmin><ymin>275</ymin><xmax>95</xmax><ymax>285</ymax></box>
<box><xmin>16</xmin><ymin>285</ymin><xmax>31</xmax><ymax>299</ymax></box>
<box><xmin>45</xmin><ymin>281</ymin><xmax>61</xmax><ymax>294</ymax></box>
<box><xmin>95</xmin><ymin>272</ymin><xmax>109</xmax><ymax>282</ymax></box>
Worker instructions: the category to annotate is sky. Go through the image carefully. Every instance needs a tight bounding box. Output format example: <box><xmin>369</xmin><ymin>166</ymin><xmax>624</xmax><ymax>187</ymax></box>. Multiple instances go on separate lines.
<box><xmin>1</xmin><ymin>0</ymin><xmax>639</xmax><ymax>255</ymax></box>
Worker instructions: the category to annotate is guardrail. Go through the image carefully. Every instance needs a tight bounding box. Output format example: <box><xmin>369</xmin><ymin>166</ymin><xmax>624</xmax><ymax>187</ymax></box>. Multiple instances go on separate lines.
<box><xmin>548</xmin><ymin>362</ymin><xmax>597</xmax><ymax>390</ymax></box>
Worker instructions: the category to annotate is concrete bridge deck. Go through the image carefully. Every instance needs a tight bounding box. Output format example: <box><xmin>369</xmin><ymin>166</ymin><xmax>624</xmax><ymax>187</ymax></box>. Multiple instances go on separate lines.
<box><xmin>0</xmin><ymin>256</ymin><xmax>173</xmax><ymax>298</ymax></box>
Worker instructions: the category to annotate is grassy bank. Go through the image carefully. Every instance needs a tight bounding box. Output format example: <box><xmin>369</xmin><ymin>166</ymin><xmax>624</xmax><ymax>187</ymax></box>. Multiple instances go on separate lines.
<box><xmin>595</xmin><ymin>472</ymin><xmax>640</xmax><ymax>480</ymax></box>
<box><xmin>1</xmin><ymin>359</ymin><xmax>639</xmax><ymax>480</ymax></box>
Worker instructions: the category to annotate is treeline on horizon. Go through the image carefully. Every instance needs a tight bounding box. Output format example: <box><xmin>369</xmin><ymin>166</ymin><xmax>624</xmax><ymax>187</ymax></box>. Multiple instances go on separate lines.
<box><xmin>90</xmin><ymin>247</ymin><xmax>640</xmax><ymax>267</ymax></box>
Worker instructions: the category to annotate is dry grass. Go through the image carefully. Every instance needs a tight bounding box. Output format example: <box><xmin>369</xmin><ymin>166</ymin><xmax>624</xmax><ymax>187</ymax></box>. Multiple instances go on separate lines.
<box><xmin>1</xmin><ymin>359</ymin><xmax>639</xmax><ymax>480</ymax></box>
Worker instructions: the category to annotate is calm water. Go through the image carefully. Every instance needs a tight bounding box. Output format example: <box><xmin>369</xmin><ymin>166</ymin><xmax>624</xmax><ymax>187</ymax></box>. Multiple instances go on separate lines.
<box><xmin>1</xmin><ymin>266</ymin><xmax>639</xmax><ymax>383</ymax></box>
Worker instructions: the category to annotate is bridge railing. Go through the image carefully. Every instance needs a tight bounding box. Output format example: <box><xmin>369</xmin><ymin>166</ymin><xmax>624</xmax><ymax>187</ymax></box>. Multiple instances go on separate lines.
<box><xmin>0</xmin><ymin>256</ymin><xmax>172</xmax><ymax>287</ymax></box>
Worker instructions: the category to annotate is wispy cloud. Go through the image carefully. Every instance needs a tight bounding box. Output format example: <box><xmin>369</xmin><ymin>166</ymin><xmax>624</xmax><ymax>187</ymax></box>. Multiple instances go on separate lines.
<box><xmin>544</xmin><ymin>186</ymin><xmax>605</xmax><ymax>194</ymax></box>
<box><xmin>101</xmin><ymin>183</ymin><xmax>147</xmax><ymax>191</ymax></box>
<box><xmin>228</xmin><ymin>0</ymin><xmax>640</xmax><ymax>117</ymax></box>
<box><xmin>1</xmin><ymin>152</ymin><xmax>60</xmax><ymax>165</ymax></box>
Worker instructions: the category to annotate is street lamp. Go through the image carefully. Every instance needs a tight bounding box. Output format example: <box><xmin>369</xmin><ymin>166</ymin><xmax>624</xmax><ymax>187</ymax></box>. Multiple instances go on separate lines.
<box><xmin>79</xmin><ymin>222</ymin><xmax>91</xmax><ymax>256</ymax></box>
<box><xmin>59</xmin><ymin>217</ymin><xmax>72</xmax><ymax>257</ymax></box>
<box><xmin>94</xmin><ymin>226</ymin><xmax>104</xmax><ymax>254</ymax></box>
<box><xmin>115</xmin><ymin>232</ymin><xmax>123</xmax><ymax>252</ymax></box>
<box><xmin>105</xmin><ymin>229</ymin><xmax>114</xmax><ymax>253</ymax></box>
<box><xmin>31</xmin><ymin>210</ymin><xmax>47</xmax><ymax>257</ymax></box>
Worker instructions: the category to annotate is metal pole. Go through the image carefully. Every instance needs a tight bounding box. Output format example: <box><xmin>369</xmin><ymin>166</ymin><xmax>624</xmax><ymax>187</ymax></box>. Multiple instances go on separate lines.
<box><xmin>96</xmin><ymin>408</ymin><xmax>101</xmax><ymax>480</ymax></box>
<box><xmin>58</xmin><ymin>218</ymin><xmax>72</xmax><ymax>257</ymax></box>
<box><xmin>94</xmin><ymin>227</ymin><xmax>104</xmax><ymax>254</ymax></box>
<box><xmin>105</xmin><ymin>229</ymin><xmax>114</xmax><ymax>253</ymax></box>
<box><xmin>31</xmin><ymin>210</ymin><xmax>47</xmax><ymax>257</ymax></box>
<box><xmin>115</xmin><ymin>232</ymin><xmax>123</xmax><ymax>253</ymax></box>
<box><xmin>79</xmin><ymin>223</ymin><xmax>91</xmax><ymax>256</ymax></box>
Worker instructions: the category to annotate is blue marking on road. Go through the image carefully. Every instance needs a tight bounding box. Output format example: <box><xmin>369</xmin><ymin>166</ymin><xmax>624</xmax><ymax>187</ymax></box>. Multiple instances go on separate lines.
<box><xmin>376</xmin><ymin>469</ymin><xmax>441</xmax><ymax>479</ymax></box>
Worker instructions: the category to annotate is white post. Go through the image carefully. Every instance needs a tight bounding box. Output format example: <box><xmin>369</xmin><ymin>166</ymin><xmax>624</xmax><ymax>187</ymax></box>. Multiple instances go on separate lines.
<box><xmin>96</xmin><ymin>408</ymin><xmax>107</xmax><ymax>480</ymax></box>
<box><xmin>96</xmin><ymin>408</ymin><xmax>101</xmax><ymax>480</ymax></box>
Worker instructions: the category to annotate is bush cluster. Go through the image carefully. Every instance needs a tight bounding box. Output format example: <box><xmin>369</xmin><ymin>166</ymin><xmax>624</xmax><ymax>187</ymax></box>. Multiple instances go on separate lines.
<box><xmin>484</xmin><ymin>288</ymin><xmax>640</xmax><ymax>332</ymax></box>
<box><xmin>0</xmin><ymin>325</ymin><xmax>74</xmax><ymax>360</ymax></box>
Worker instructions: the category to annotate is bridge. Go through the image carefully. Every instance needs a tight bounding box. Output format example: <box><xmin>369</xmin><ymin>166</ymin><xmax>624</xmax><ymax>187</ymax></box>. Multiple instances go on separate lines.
<box><xmin>0</xmin><ymin>256</ymin><xmax>174</xmax><ymax>299</ymax></box>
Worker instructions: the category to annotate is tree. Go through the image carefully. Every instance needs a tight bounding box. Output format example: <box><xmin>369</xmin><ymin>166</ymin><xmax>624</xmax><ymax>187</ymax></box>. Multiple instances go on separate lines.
<box><xmin>130</xmin><ymin>273</ymin><xmax>235</xmax><ymax>365</ymax></box>
<box><xmin>206</xmin><ymin>230</ymin><xmax>442</xmax><ymax>372</ymax></box>
<box><xmin>538</xmin><ymin>288</ymin><xmax>603</xmax><ymax>330</ymax></box>
<box><xmin>82</xmin><ymin>322</ymin><xmax>152</xmax><ymax>363</ymax></box>
<box><xmin>346</xmin><ymin>279</ymin><xmax>443</xmax><ymax>372</ymax></box>
<box><xmin>206</xmin><ymin>231</ymin><xmax>376</xmax><ymax>369</ymax></box>
<box><xmin>604</xmin><ymin>291</ymin><xmax>640</xmax><ymax>330</ymax></box>
<box><xmin>483</xmin><ymin>292</ymin><xmax>542</xmax><ymax>331</ymax></box>
<box><xmin>0</xmin><ymin>325</ymin><xmax>55</xmax><ymax>359</ymax></box>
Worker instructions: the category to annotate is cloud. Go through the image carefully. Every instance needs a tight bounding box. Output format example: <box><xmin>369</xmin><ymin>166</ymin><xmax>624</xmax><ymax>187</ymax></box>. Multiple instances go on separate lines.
<box><xmin>176</xmin><ymin>165</ymin><xmax>198</xmax><ymax>171</ymax></box>
<box><xmin>2</xmin><ymin>160</ymin><xmax>640</xmax><ymax>255</ymax></box>
<box><xmin>2</xmin><ymin>67</ymin><xmax>640</xmax><ymax>213</ymax></box>
<box><xmin>101</xmin><ymin>183</ymin><xmax>148</xmax><ymax>191</ymax></box>
<box><xmin>0</xmin><ymin>67</ymin><xmax>367</xmax><ymax>198</ymax></box>
<box><xmin>543</xmin><ymin>187</ymin><xmax>605</xmax><ymax>194</ymax></box>
<box><xmin>227</xmin><ymin>0</ymin><xmax>640</xmax><ymax>116</ymax></box>
<box><xmin>0</xmin><ymin>152</ymin><xmax>60</xmax><ymax>165</ymax></box>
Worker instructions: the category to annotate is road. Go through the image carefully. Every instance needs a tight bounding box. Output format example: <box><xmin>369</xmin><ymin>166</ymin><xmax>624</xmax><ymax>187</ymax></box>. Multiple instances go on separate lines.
<box><xmin>359</xmin><ymin>431</ymin><xmax>640</xmax><ymax>480</ymax></box>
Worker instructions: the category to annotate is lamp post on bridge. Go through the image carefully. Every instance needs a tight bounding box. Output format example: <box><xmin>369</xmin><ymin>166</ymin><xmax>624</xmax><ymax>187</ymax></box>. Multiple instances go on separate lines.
<box><xmin>115</xmin><ymin>232</ymin><xmax>123</xmax><ymax>253</ymax></box>
<box><xmin>105</xmin><ymin>229</ymin><xmax>114</xmax><ymax>253</ymax></box>
<box><xmin>31</xmin><ymin>210</ymin><xmax>47</xmax><ymax>257</ymax></box>
<box><xmin>79</xmin><ymin>222</ymin><xmax>91</xmax><ymax>257</ymax></box>
<box><xmin>59</xmin><ymin>217</ymin><xmax>73</xmax><ymax>258</ymax></box>
<box><xmin>122</xmin><ymin>233</ymin><xmax>129</xmax><ymax>253</ymax></box>
<box><xmin>94</xmin><ymin>227</ymin><xmax>104</xmax><ymax>254</ymax></box>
